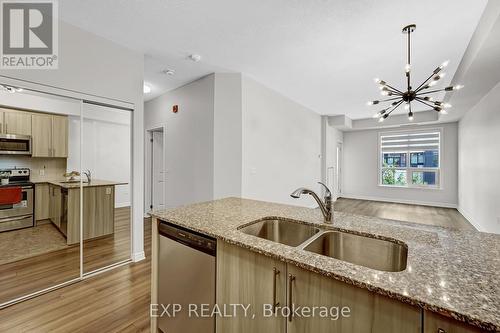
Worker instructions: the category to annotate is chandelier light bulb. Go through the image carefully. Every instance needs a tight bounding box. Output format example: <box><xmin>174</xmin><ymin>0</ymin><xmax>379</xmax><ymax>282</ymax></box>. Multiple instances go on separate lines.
<box><xmin>404</xmin><ymin>103</ymin><xmax>410</xmax><ymax>110</ymax></box>
<box><xmin>367</xmin><ymin>100</ymin><xmax>380</xmax><ymax>106</ymax></box>
<box><xmin>440</xmin><ymin>109</ymin><xmax>448</xmax><ymax>115</ymax></box>
<box><xmin>443</xmin><ymin>103</ymin><xmax>452</xmax><ymax>108</ymax></box>
<box><xmin>408</xmin><ymin>111</ymin><xmax>414</xmax><ymax>121</ymax></box>
<box><xmin>373</xmin><ymin>113</ymin><xmax>381</xmax><ymax>118</ymax></box>
<box><xmin>440</xmin><ymin>60</ymin><xmax>450</xmax><ymax>69</ymax></box>
<box><xmin>378</xmin><ymin>116</ymin><xmax>385</xmax><ymax>123</ymax></box>
<box><xmin>454</xmin><ymin>84</ymin><xmax>464</xmax><ymax>90</ymax></box>
<box><xmin>405</xmin><ymin>64</ymin><xmax>411</xmax><ymax>73</ymax></box>
<box><xmin>374</xmin><ymin>78</ymin><xmax>381</xmax><ymax>84</ymax></box>
<box><xmin>429</xmin><ymin>80</ymin><xmax>437</xmax><ymax>87</ymax></box>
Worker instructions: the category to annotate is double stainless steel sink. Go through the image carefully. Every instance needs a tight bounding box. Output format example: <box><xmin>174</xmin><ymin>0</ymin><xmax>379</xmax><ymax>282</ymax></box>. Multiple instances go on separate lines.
<box><xmin>239</xmin><ymin>218</ymin><xmax>407</xmax><ymax>272</ymax></box>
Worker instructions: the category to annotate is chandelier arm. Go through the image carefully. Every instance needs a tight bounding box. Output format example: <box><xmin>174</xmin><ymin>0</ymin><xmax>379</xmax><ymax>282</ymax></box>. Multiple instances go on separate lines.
<box><xmin>414</xmin><ymin>72</ymin><xmax>437</xmax><ymax>92</ymax></box>
<box><xmin>376</xmin><ymin>96</ymin><xmax>404</xmax><ymax>103</ymax></box>
<box><xmin>416</xmin><ymin>88</ymin><xmax>446</xmax><ymax>95</ymax></box>
<box><xmin>386</xmin><ymin>100</ymin><xmax>404</xmax><ymax>116</ymax></box>
<box><xmin>384</xmin><ymin>84</ymin><xmax>404</xmax><ymax>95</ymax></box>
<box><xmin>415</xmin><ymin>98</ymin><xmax>436</xmax><ymax>109</ymax></box>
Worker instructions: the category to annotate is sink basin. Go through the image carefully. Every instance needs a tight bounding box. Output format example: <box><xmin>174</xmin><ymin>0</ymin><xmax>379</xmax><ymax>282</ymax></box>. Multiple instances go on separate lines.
<box><xmin>304</xmin><ymin>231</ymin><xmax>407</xmax><ymax>272</ymax></box>
<box><xmin>239</xmin><ymin>218</ymin><xmax>320</xmax><ymax>247</ymax></box>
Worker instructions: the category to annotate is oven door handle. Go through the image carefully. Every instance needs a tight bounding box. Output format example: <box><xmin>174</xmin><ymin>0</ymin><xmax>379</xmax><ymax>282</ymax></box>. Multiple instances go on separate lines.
<box><xmin>0</xmin><ymin>215</ymin><xmax>33</xmax><ymax>223</ymax></box>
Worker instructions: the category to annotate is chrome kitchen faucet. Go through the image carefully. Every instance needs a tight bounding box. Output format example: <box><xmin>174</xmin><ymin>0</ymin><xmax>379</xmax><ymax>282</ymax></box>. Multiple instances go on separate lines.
<box><xmin>291</xmin><ymin>182</ymin><xmax>334</xmax><ymax>224</ymax></box>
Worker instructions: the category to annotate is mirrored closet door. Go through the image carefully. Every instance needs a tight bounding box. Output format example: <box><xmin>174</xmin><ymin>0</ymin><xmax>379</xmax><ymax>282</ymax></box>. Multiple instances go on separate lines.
<box><xmin>0</xmin><ymin>88</ymin><xmax>81</xmax><ymax>305</ymax></box>
<box><xmin>81</xmin><ymin>102</ymin><xmax>132</xmax><ymax>274</ymax></box>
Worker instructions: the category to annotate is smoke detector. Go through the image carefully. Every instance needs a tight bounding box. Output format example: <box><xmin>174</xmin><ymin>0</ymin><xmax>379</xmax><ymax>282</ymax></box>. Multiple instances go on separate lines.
<box><xmin>162</xmin><ymin>69</ymin><xmax>175</xmax><ymax>76</ymax></box>
<box><xmin>188</xmin><ymin>54</ymin><xmax>201</xmax><ymax>62</ymax></box>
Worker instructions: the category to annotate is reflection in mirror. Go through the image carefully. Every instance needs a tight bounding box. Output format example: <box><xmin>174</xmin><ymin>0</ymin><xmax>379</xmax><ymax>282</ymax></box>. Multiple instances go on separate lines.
<box><xmin>79</xmin><ymin>103</ymin><xmax>132</xmax><ymax>273</ymax></box>
<box><xmin>0</xmin><ymin>87</ymin><xmax>80</xmax><ymax>305</ymax></box>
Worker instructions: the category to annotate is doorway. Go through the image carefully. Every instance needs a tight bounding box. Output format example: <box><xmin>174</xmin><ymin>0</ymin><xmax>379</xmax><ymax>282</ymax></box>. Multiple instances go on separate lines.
<box><xmin>335</xmin><ymin>142</ymin><xmax>342</xmax><ymax>199</ymax></box>
<box><xmin>147</xmin><ymin>128</ymin><xmax>165</xmax><ymax>213</ymax></box>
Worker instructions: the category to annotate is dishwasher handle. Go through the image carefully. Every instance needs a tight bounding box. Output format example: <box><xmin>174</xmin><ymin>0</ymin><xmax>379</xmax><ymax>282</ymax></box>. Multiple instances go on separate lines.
<box><xmin>159</xmin><ymin>220</ymin><xmax>216</xmax><ymax>256</ymax></box>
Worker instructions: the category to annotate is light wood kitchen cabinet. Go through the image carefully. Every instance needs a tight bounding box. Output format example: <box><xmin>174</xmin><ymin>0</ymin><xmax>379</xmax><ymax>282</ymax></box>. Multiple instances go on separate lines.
<box><xmin>31</xmin><ymin>112</ymin><xmax>68</xmax><ymax>158</ymax></box>
<box><xmin>32</xmin><ymin>114</ymin><xmax>53</xmax><ymax>157</ymax></box>
<box><xmin>49</xmin><ymin>184</ymin><xmax>61</xmax><ymax>228</ymax></box>
<box><xmin>217</xmin><ymin>242</ymin><xmax>287</xmax><ymax>333</ymax></box>
<box><xmin>66</xmin><ymin>186</ymin><xmax>115</xmax><ymax>245</ymax></box>
<box><xmin>1</xmin><ymin>109</ymin><xmax>32</xmax><ymax>135</ymax></box>
<box><xmin>51</xmin><ymin>115</ymin><xmax>68</xmax><ymax>157</ymax></box>
<box><xmin>286</xmin><ymin>264</ymin><xmax>421</xmax><ymax>333</ymax></box>
<box><xmin>216</xmin><ymin>241</ymin><xmax>422</xmax><ymax>333</ymax></box>
<box><xmin>0</xmin><ymin>110</ymin><xmax>3</xmax><ymax>133</ymax></box>
<box><xmin>423</xmin><ymin>310</ymin><xmax>482</xmax><ymax>333</ymax></box>
<box><xmin>35</xmin><ymin>183</ymin><xmax>50</xmax><ymax>221</ymax></box>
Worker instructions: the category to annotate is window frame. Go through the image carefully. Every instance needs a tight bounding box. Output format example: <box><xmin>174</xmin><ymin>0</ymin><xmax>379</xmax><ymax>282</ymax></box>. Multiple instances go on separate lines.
<box><xmin>378</xmin><ymin>128</ymin><xmax>442</xmax><ymax>190</ymax></box>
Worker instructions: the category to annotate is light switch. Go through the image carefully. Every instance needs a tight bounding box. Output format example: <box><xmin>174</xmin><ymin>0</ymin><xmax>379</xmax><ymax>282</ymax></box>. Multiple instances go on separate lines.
<box><xmin>106</xmin><ymin>187</ymin><xmax>111</xmax><ymax>195</ymax></box>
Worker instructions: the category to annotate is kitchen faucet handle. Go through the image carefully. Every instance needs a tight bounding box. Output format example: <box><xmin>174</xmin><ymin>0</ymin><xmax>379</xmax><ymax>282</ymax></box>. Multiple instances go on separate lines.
<box><xmin>317</xmin><ymin>182</ymin><xmax>332</xmax><ymax>200</ymax></box>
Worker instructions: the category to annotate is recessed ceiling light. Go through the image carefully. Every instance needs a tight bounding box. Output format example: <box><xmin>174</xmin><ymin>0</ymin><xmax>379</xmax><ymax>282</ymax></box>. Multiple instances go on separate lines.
<box><xmin>143</xmin><ymin>84</ymin><xmax>152</xmax><ymax>94</ymax></box>
<box><xmin>188</xmin><ymin>54</ymin><xmax>201</xmax><ymax>62</ymax></box>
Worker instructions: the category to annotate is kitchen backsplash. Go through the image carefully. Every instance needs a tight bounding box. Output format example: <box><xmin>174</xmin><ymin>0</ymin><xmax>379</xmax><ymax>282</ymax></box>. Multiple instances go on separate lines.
<box><xmin>0</xmin><ymin>157</ymin><xmax>67</xmax><ymax>181</ymax></box>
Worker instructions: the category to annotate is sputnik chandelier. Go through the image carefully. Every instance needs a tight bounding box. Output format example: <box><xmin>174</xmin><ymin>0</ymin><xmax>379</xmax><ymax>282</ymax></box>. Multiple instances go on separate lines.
<box><xmin>368</xmin><ymin>24</ymin><xmax>463</xmax><ymax>122</ymax></box>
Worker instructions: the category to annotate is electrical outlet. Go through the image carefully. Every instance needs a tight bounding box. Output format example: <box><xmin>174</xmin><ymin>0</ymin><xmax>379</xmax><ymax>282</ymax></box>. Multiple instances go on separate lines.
<box><xmin>39</xmin><ymin>169</ymin><xmax>45</xmax><ymax>176</ymax></box>
<box><xmin>106</xmin><ymin>187</ymin><xmax>111</xmax><ymax>195</ymax></box>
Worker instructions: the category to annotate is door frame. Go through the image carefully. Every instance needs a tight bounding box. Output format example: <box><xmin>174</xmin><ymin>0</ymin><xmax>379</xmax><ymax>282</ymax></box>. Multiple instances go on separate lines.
<box><xmin>145</xmin><ymin>124</ymin><xmax>166</xmax><ymax>215</ymax></box>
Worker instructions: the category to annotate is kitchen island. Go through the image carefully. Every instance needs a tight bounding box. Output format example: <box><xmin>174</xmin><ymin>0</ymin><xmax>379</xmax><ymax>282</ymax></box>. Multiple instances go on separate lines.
<box><xmin>149</xmin><ymin>197</ymin><xmax>500</xmax><ymax>332</ymax></box>
<box><xmin>33</xmin><ymin>179</ymin><xmax>127</xmax><ymax>245</ymax></box>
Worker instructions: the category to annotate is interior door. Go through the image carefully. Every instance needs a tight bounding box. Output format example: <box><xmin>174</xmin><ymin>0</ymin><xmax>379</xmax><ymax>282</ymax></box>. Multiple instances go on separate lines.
<box><xmin>152</xmin><ymin>130</ymin><xmax>165</xmax><ymax>210</ymax></box>
<box><xmin>335</xmin><ymin>143</ymin><xmax>342</xmax><ymax>199</ymax></box>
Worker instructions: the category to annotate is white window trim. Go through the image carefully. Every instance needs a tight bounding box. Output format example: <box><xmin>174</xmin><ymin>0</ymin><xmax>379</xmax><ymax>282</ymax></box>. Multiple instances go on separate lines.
<box><xmin>378</xmin><ymin>128</ymin><xmax>443</xmax><ymax>190</ymax></box>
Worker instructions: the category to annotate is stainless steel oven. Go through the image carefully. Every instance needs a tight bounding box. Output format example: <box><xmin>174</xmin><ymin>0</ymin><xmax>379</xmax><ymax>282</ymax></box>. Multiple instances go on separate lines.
<box><xmin>0</xmin><ymin>134</ymin><xmax>32</xmax><ymax>155</ymax></box>
<box><xmin>0</xmin><ymin>168</ymin><xmax>34</xmax><ymax>232</ymax></box>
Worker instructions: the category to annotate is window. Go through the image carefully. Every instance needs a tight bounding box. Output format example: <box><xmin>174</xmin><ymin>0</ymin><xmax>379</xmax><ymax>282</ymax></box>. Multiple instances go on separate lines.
<box><xmin>379</xmin><ymin>130</ymin><xmax>441</xmax><ymax>188</ymax></box>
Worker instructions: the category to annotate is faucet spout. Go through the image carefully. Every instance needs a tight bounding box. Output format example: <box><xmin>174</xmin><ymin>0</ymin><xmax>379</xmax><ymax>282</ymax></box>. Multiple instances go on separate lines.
<box><xmin>290</xmin><ymin>182</ymin><xmax>334</xmax><ymax>224</ymax></box>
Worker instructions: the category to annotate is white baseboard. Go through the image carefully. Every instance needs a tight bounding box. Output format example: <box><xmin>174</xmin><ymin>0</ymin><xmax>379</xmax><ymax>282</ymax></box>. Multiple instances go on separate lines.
<box><xmin>457</xmin><ymin>206</ymin><xmax>482</xmax><ymax>231</ymax></box>
<box><xmin>132</xmin><ymin>251</ymin><xmax>146</xmax><ymax>262</ymax></box>
<box><xmin>339</xmin><ymin>194</ymin><xmax>458</xmax><ymax>209</ymax></box>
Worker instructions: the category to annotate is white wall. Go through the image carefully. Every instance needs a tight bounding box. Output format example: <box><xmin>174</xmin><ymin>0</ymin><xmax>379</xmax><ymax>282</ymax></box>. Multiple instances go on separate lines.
<box><xmin>144</xmin><ymin>75</ymin><xmax>215</xmax><ymax>209</ymax></box>
<box><xmin>0</xmin><ymin>20</ymin><xmax>145</xmax><ymax>261</ymax></box>
<box><xmin>458</xmin><ymin>82</ymin><xmax>500</xmax><ymax>233</ymax></box>
<box><xmin>342</xmin><ymin>123</ymin><xmax>459</xmax><ymax>207</ymax></box>
<box><xmin>213</xmin><ymin>73</ymin><xmax>242</xmax><ymax>199</ymax></box>
<box><xmin>67</xmin><ymin>105</ymin><xmax>131</xmax><ymax>208</ymax></box>
<box><xmin>241</xmin><ymin>76</ymin><xmax>322</xmax><ymax>207</ymax></box>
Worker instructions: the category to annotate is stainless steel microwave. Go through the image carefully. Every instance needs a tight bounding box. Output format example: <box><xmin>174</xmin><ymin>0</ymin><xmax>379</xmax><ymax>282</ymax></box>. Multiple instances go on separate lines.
<box><xmin>0</xmin><ymin>134</ymin><xmax>32</xmax><ymax>155</ymax></box>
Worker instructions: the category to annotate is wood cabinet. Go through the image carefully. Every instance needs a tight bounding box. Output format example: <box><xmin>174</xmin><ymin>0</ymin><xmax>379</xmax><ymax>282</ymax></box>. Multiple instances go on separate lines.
<box><xmin>0</xmin><ymin>110</ymin><xmax>3</xmax><ymax>133</ymax></box>
<box><xmin>66</xmin><ymin>186</ymin><xmax>115</xmax><ymax>245</ymax></box>
<box><xmin>35</xmin><ymin>183</ymin><xmax>50</xmax><ymax>221</ymax></box>
<box><xmin>2</xmin><ymin>110</ymin><xmax>32</xmax><ymax>135</ymax></box>
<box><xmin>217</xmin><ymin>241</ymin><xmax>287</xmax><ymax>333</ymax></box>
<box><xmin>49</xmin><ymin>184</ymin><xmax>61</xmax><ymax>228</ymax></box>
<box><xmin>423</xmin><ymin>310</ymin><xmax>482</xmax><ymax>333</ymax></box>
<box><xmin>216</xmin><ymin>241</ymin><xmax>421</xmax><ymax>333</ymax></box>
<box><xmin>32</xmin><ymin>114</ymin><xmax>53</xmax><ymax>157</ymax></box>
<box><xmin>287</xmin><ymin>264</ymin><xmax>421</xmax><ymax>333</ymax></box>
<box><xmin>32</xmin><ymin>113</ymin><xmax>68</xmax><ymax>158</ymax></box>
<box><xmin>51</xmin><ymin>115</ymin><xmax>68</xmax><ymax>157</ymax></box>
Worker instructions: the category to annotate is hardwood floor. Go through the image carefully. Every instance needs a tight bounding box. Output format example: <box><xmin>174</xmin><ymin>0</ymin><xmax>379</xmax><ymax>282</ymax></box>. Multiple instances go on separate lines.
<box><xmin>0</xmin><ymin>218</ymin><xmax>151</xmax><ymax>333</ymax></box>
<box><xmin>335</xmin><ymin>198</ymin><xmax>475</xmax><ymax>230</ymax></box>
<box><xmin>0</xmin><ymin>207</ymin><xmax>131</xmax><ymax>305</ymax></box>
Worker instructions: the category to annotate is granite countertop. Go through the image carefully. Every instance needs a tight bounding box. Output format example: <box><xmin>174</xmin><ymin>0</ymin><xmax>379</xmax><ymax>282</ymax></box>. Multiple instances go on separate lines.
<box><xmin>150</xmin><ymin>197</ymin><xmax>500</xmax><ymax>331</ymax></box>
<box><xmin>32</xmin><ymin>178</ymin><xmax>127</xmax><ymax>189</ymax></box>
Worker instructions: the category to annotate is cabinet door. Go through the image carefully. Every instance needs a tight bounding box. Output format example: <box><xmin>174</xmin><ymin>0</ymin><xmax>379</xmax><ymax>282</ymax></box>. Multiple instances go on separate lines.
<box><xmin>35</xmin><ymin>183</ymin><xmax>50</xmax><ymax>221</ymax></box>
<box><xmin>0</xmin><ymin>111</ymin><xmax>4</xmax><ymax>133</ymax></box>
<box><xmin>3</xmin><ymin>110</ymin><xmax>32</xmax><ymax>135</ymax></box>
<box><xmin>32</xmin><ymin>114</ymin><xmax>52</xmax><ymax>157</ymax></box>
<box><xmin>52</xmin><ymin>115</ymin><xmax>68</xmax><ymax>157</ymax></box>
<box><xmin>217</xmin><ymin>241</ymin><xmax>287</xmax><ymax>333</ymax></box>
<box><xmin>287</xmin><ymin>265</ymin><xmax>421</xmax><ymax>333</ymax></box>
<box><xmin>53</xmin><ymin>186</ymin><xmax>61</xmax><ymax>228</ymax></box>
<box><xmin>423</xmin><ymin>310</ymin><xmax>482</xmax><ymax>333</ymax></box>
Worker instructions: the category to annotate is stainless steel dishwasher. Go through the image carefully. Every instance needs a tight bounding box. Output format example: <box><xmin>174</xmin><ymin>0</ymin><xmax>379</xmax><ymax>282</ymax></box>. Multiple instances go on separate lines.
<box><xmin>158</xmin><ymin>221</ymin><xmax>216</xmax><ymax>333</ymax></box>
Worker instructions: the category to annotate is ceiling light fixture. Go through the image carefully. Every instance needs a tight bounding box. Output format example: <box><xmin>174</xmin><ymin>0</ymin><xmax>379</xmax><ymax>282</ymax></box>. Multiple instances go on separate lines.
<box><xmin>162</xmin><ymin>69</ymin><xmax>175</xmax><ymax>76</ymax></box>
<box><xmin>188</xmin><ymin>54</ymin><xmax>201</xmax><ymax>62</ymax></box>
<box><xmin>143</xmin><ymin>84</ymin><xmax>152</xmax><ymax>94</ymax></box>
<box><xmin>367</xmin><ymin>24</ymin><xmax>464</xmax><ymax>122</ymax></box>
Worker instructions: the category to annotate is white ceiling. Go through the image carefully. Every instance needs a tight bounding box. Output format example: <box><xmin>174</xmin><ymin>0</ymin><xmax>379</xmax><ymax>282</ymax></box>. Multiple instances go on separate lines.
<box><xmin>59</xmin><ymin>0</ymin><xmax>488</xmax><ymax>118</ymax></box>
